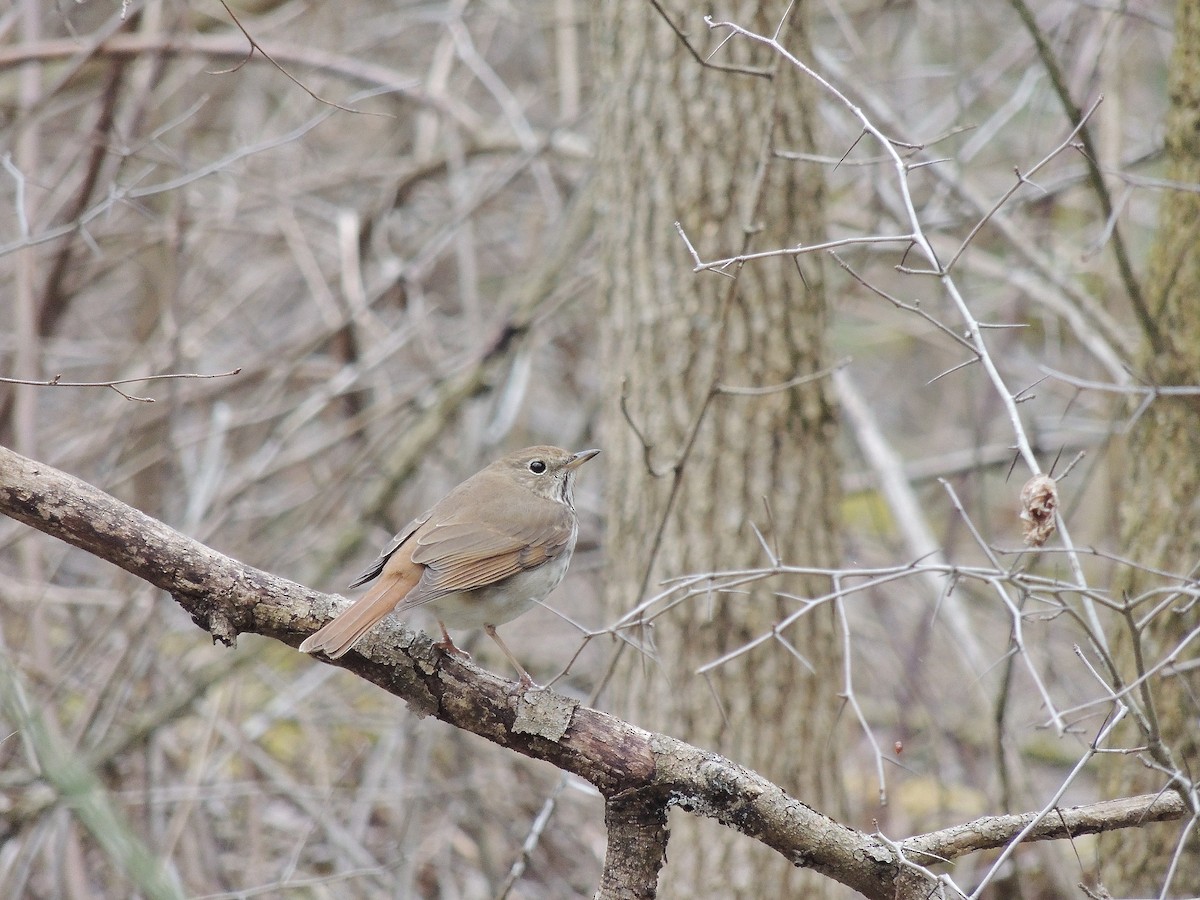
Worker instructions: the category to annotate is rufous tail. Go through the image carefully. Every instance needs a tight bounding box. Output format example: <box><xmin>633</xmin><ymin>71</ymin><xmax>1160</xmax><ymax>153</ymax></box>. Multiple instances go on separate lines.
<box><xmin>299</xmin><ymin>570</ymin><xmax>417</xmax><ymax>658</ymax></box>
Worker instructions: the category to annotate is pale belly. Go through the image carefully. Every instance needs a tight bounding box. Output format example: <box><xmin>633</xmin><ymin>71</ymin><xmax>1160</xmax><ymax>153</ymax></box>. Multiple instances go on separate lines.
<box><xmin>429</xmin><ymin>551</ymin><xmax>572</xmax><ymax>629</ymax></box>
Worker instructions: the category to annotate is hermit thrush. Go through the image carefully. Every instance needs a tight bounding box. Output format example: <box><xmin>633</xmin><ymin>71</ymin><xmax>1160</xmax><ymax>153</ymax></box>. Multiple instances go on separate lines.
<box><xmin>299</xmin><ymin>446</ymin><xmax>599</xmax><ymax>687</ymax></box>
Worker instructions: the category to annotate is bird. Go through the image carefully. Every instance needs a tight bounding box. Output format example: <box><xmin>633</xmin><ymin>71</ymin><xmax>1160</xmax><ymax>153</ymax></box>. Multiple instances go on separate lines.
<box><xmin>299</xmin><ymin>446</ymin><xmax>599</xmax><ymax>687</ymax></box>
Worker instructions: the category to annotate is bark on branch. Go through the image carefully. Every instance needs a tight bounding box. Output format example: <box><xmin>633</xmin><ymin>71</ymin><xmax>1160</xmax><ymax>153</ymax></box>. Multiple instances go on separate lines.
<box><xmin>0</xmin><ymin>445</ymin><xmax>1185</xmax><ymax>899</ymax></box>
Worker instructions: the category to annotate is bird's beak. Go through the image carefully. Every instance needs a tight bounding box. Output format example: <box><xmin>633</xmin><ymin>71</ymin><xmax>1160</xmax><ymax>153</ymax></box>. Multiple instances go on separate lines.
<box><xmin>565</xmin><ymin>448</ymin><xmax>601</xmax><ymax>471</ymax></box>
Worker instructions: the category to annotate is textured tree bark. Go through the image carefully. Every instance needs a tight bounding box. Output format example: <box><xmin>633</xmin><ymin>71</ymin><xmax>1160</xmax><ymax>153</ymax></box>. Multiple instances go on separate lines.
<box><xmin>596</xmin><ymin>793</ymin><xmax>670</xmax><ymax>900</ymax></box>
<box><xmin>0</xmin><ymin>443</ymin><xmax>906</xmax><ymax>899</ymax></box>
<box><xmin>593</xmin><ymin>3</ymin><xmax>843</xmax><ymax>895</ymax></box>
<box><xmin>1103</xmin><ymin>0</ymin><xmax>1200</xmax><ymax>894</ymax></box>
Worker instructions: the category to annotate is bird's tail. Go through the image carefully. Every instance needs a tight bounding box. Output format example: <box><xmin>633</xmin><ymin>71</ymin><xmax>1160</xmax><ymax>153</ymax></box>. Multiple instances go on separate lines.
<box><xmin>299</xmin><ymin>569</ymin><xmax>418</xmax><ymax>658</ymax></box>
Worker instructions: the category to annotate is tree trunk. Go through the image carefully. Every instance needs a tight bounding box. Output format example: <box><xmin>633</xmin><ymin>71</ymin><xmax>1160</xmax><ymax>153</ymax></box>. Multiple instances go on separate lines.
<box><xmin>1103</xmin><ymin>0</ymin><xmax>1200</xmax><ymax>893</ymax></box>
<box><xmin>594</xmin><ymin>3</ymin><xmax>844</xmax><ymax>895</ymax></box>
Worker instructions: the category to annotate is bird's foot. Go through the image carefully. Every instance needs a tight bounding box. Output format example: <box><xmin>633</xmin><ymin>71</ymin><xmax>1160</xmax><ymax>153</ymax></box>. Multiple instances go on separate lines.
<box><xmin>515</xmin><ymin>671</ymin><xmax>541</xmax><ymax>692</ymax></box>
<box><xmin>433</xmin><ymin>637</ymin><xmax>472</xmax><ymax>662</ymax></box>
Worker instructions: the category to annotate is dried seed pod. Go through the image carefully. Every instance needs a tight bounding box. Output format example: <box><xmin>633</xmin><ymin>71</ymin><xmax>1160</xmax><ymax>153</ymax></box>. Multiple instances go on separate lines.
<box><xmin>1020</xmin><ymin>474</ymin><xmax>1058</xmax><ymax>547</ymax></box>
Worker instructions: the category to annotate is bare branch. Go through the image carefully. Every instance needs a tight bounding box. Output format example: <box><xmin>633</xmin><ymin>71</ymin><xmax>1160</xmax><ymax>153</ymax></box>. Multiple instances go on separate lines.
<box><xmin>905</xmin><ymin>791</ymin><xmax>1187</xmax><ymax>863</ymax></box>
<box><xmin>0</xmin><ymin>368</ymin><xmax>242</xmax><ymax>402</ymax></box>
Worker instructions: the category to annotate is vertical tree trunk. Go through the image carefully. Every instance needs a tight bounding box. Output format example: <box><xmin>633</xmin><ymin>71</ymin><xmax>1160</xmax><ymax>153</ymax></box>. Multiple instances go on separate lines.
<box><xmin>1104</xmin><ymin>0</ymin><xmax>1200</xmax><ymax>893</ymax></box>
<box><xmin>594</xmin><ymin>3</ymin><xmax>843</xmax><ymax>895</ymax></box>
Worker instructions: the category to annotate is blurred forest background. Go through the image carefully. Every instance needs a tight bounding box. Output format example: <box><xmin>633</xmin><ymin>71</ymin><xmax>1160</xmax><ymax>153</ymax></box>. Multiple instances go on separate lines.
<box><xmin>0</xmin><ymin>1</ymin><xmax>1196</xmax><ymax>898</ymax></box>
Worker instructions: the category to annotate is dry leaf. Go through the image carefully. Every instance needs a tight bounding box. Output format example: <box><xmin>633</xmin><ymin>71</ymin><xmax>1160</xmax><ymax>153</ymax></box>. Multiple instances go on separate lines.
<box><xmin>1020</xmin><ymin>474</ymin><xmax>1058</xmax><ymax>547</ymax></box>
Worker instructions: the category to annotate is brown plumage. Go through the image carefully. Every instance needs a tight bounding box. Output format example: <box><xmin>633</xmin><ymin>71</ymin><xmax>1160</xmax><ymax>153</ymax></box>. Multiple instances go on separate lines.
<box><xmin>299</xmin><ymin>446</ymin><xmax>599</xmax><ymax>686</ymax></box>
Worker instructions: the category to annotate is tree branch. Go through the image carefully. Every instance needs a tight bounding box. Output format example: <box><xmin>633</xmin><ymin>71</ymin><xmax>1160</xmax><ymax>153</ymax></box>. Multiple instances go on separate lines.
<box><xmin>596</xmin><ymin>792</ymin><xmax>669</xmax><ymax>900</ymax></box>
<box><xmin>0</xmin><ymin>444</ymin><xmax>1188</xmax><ymax>898</ymax></box>
<box><xmin>905</xmin><ymin>791</ymin><xmax>1188</xmax><ymax>862</ymax></box>
<box><xmin>0</xmin><ymin>444</ymin><xmax>903</xmax><ymax>897</ymax></box>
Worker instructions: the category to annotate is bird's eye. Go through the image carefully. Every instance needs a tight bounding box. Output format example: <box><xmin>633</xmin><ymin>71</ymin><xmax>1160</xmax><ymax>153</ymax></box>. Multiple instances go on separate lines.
<box><xmin>528</xmin><ymin>459</ymin><xmax>547</xmax><ymax>474</ymax></box>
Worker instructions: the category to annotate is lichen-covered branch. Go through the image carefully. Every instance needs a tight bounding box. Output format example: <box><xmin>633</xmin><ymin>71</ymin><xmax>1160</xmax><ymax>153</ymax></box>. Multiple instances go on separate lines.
<box><xmin>0</xmin><ymin>444</ymin><xmax>1187</xmax><ymax>899</ymax></box>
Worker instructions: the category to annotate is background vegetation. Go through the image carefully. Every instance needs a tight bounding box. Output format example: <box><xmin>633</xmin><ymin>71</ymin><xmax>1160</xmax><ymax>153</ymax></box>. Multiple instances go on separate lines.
<box><xmin>0</xmin><ymin>1</ymin><xmax>1194</xmax><ymax>897</ymax></box>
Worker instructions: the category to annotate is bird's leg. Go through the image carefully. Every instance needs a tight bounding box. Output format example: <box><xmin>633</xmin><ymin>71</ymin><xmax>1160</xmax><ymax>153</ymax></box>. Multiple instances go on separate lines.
<box><xmin>433</xmin><ymin>621</ymin><xmax>471</xmax><ymax>660</ymax></box>
<box><xmin>484</xmin><ymin>624</ymin><xmax>537</xmax><ymax>690</ymax></box>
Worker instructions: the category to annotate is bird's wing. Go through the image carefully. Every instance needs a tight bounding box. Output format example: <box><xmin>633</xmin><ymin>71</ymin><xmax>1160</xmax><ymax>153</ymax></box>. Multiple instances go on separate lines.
<box><xmin>401</xmin><ymin>490</ymin><xmax>575</xmax><ymax>606</ymax></box>
<box><xmin>347</xmin><ymin>512</ymin><xmax>431</xmax><ymax>588</ymax></box>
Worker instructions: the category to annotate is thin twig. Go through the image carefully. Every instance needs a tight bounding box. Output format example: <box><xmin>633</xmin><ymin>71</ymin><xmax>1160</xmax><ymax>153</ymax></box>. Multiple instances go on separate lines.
<box><xmin>0</xmin><ymin>369</ymin><xmax>242</xmax><ymax>402</ymax></box>
<box><xmin>216</xmin><ymin>1</ymin><xmax>388</xmax><ymax>116</ymax></box>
